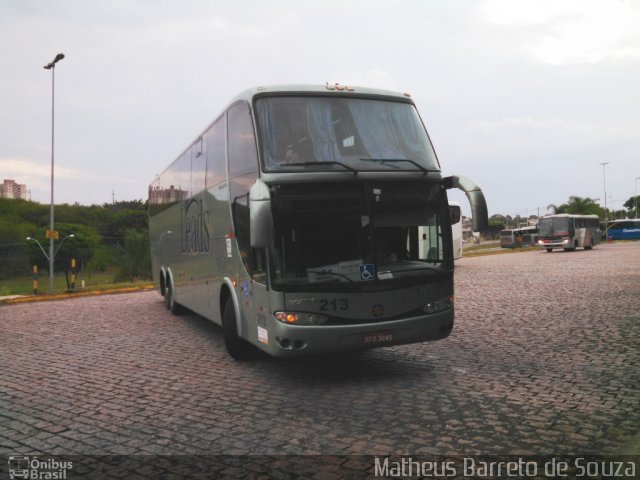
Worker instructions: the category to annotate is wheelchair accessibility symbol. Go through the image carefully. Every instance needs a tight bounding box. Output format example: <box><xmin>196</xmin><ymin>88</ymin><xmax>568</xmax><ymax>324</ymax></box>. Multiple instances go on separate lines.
<box><xmin>359</xmin><ymin>264</ymin><xmax>375</xmax><ymax>281</ymax></box>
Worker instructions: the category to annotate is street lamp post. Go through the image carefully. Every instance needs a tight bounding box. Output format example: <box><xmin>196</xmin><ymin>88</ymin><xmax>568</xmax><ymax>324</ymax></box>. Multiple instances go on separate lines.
<box><xmin>26</xmin><ymin>234</ymin><xmax>75</xmax><ymax>281</ymax></box>
<box><xmin>600</xmin><ymin>162</ymin><xmax>609</xmax><ymax>229</ymax></box>
<box><xmin>43</xmin><ymin>52</ymin><xmax>65</xmax><ymax>293</ymax></box>
<box><xmin>634</xmin><ymin>177</ymin><xmax>640</xmax><ymax>218</ymax></box>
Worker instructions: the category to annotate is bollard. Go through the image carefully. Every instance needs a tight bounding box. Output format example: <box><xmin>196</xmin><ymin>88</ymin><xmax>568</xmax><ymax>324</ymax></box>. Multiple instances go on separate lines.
<box><xmin>70</xmin><ymin>258</ymin><xmax>76</xmax><ymax>291</ymax></box>
<box><xmin>33</xmin><ymin>265</ymin><xmax>38</xmax><ymax>295</ymax></box>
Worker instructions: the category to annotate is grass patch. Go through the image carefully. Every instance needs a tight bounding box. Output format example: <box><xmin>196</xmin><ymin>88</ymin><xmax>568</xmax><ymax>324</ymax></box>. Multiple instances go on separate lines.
<box><xmin>462</xmin><ymin>242</ymin><xmax>539</xmax><ymax>257</ymax></box>
<box><xmin>0</xmin><ymin>269</ymin><xmax>151</xmax><ymax>296</ymax></box>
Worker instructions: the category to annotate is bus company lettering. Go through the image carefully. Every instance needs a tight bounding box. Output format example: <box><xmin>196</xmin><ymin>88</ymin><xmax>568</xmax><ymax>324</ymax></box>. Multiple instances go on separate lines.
<box><xmin>181</xmin><ymin>198</ymin><xmax>210</xmax><ymax>254</ymax></box>
<box><xmin>288</xmin><ymin>298</ymin><xmax>317</xmax><ymax>306</ymax></box>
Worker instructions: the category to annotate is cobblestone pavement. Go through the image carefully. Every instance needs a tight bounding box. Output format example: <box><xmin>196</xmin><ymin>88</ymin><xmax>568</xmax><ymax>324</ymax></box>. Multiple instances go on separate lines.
<box><xmin>0</xmin><ymin>243</ymin><xmax>638</xmax><ymax>477</ymax></box>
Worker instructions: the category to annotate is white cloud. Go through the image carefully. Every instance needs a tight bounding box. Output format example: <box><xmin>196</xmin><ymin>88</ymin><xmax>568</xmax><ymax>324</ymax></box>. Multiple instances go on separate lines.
<box><xmin>1</xmin><ymin>1</ymin><xmax>638</xmax><ymax>213</ymax></box>
<box><xmin>480</xmin><ymin>0</ymin><xmax>640</xmax><ymax>64</ymax></box>
<box><xmin>0</xmin><ymin>158</ymin><xmax>141</xmax><ymax>193</ymax></box>
<box><xmin>464</xmin><ymin>117</ymin><xmax>640</xmax><ymax>156</ymax></box>
<box><xmin>1</xmin><ymin>158</ymin><xmax>93</xmax><ymax>181</ymax></box>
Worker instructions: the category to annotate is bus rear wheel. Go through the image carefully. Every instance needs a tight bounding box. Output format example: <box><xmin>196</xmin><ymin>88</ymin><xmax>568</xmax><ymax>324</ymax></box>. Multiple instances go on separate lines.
<box><xmin>223</xmin><ymin>298</ymin><xmax>254</xmax><ymax>360</ymax></box>
<box><xmin>165</xmin><ymin>282</ymin><xmax>183</xmax><ymax>315</ymax></box>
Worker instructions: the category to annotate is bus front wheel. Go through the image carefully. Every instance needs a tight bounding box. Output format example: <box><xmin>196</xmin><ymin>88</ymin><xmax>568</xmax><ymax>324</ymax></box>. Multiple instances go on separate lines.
<box><xmin>223</xmin><ymin>298</ymin><xmax>254</xmax><ymax>360</ymax></box>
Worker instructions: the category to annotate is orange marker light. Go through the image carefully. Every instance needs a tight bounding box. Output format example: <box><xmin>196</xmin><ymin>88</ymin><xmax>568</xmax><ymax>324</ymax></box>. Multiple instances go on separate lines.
<box><xmin>275</xmin><ymin>312</ymin><xmax>298</xmax><ymax>323</ymax></box>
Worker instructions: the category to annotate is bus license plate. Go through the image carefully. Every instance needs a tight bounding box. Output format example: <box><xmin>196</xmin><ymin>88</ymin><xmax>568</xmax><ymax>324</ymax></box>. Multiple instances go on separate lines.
<box><xmin>363</xmin><ymin>331</ymin><xmax>393</xmax><ymax>345</ymax></box>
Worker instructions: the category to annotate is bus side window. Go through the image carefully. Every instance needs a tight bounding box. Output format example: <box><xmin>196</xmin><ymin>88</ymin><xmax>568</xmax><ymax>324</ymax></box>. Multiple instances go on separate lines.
<box><xmin>228</xmin><ymin>101</ymin><xmax>260</xmax><ymax>276</ymax></box>
<box><xmin>251</xmin><ymin>248</ymin><xmax>268</xmax><ymax>284</ymax></box>
<box><xmin>192</xmin><ymin>137</ymin><xmax>206</xmax><ymax>195</ymax></box>
<box><xmin>228</xmin><ymin>102</ymin><xmax>259</xmax><ymax>179</ymax></box>
<box><xmin>205</xmin><ymin>115</ymin><xmax>226</xmax><ymax>188</ymax></box>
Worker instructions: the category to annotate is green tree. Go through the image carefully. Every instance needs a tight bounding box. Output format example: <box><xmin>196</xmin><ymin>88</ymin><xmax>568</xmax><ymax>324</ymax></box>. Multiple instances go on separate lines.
<box><xmin>114</xmin><ymin>229</ymin><xmax>151</xmax><ymax>282</ymax></box>
<box><xmin>26</xmin><ymin>222</ymin><xmax>101</xmax><ymax>290</ymax></box>
<box><xmin>487</xmin><ymin>218</ymin><xmax>505</xmax><ymax>239</ymax></box>
<box><xmin>1</xmin><ymin>197</ymin><xmax>151</xmax><ymax>286</ymax></box>
<box><xmin>0</xmin><ymin>216</ymin><xmax>37</xmax><ymax>279</ymax></box>
<box><xmin>99</xmin><ymin>205</ymin><xmax>148</xmax><ymax>247</ymax></box>
<box><xmin>103</xmin><ymin>199</ymin><xmax>146</xmax><ymax>212</ymax></box>
<box><xmin>623</xmin><ymin>195</ymin><xmax>640</xmax><ymax>217</ymax></box>
<box><xmin>555</xmin><ymin>196</ymin><xmax>604</xmax><ymax>218</ymax></box>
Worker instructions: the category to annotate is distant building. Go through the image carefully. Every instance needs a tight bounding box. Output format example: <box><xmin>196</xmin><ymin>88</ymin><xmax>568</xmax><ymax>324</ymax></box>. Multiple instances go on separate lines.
<box><xmin>0</xmin><ymin>179</ymin><xmax>28</xmax><ymax>200</ymax></box>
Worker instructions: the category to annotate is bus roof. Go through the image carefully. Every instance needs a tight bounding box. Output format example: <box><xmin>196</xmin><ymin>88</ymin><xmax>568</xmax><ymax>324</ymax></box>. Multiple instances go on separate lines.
<box><xmin>608</xmin><ymin>218</ymin><xmax>640</xmax><ymax>223</ymax></box>
<box><xmin>230</xmin><ymin>84</ymin><xmax>415</xmax><ymax>104</ymax></box>
<box><xmin>153</xmin><ymin>84</ymin><xmax>420</xmax><ymax>184</ymax></box>
<box><xmin>540</xmin><ymin>214</ymin><xmax>599</xmax><ymax>219</ymax></box>
<box><xmin>501</xmin><ymin>226</ymin><xmax>537</xmax><ymax>233</ymax></box>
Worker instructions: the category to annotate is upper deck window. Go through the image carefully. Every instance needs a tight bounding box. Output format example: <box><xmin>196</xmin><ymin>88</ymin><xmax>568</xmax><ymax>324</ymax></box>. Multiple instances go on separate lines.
<box><xmin>255</xmin><ymin>96</ymin><xmax>440</xmax><ymax>173</ymax></box>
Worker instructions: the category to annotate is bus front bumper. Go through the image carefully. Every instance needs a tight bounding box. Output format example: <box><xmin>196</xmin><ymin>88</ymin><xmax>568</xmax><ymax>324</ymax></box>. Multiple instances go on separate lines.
<box><xmin>259</xmin><ymin>309</ymin><xmax>454</xmax><ymax>358</ymax></box>
<box><xmin>537</xmin><ymin>239</ymin><xmax>570</xmax><ymax>249</ymax></box>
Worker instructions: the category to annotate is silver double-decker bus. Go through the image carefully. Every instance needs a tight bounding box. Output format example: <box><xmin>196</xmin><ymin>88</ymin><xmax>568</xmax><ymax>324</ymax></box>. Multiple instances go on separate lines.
<box><xmin>149</xmin><ymin>84</ymin><xmax>488</xmax><ymax>359</ymax></box>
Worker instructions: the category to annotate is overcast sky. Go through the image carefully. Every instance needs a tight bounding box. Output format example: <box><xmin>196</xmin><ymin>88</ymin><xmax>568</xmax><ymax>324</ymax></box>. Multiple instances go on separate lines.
<box><xmin>1</xmin><ymin>0</ymin><xmax>639</xmax><ymax>217</ymax></box>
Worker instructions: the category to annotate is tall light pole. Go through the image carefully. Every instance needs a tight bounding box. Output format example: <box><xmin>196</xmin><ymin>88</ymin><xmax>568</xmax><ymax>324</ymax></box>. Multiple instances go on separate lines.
<box><xmin>634</xmin><ymin>177</ymin><xmax>640</xmax><ymax>218</ymax></box>
<box><xmin>43</xmin><ymin>52</ymin><xmax>64</xmax><ymax>293</ymax></box>
<box><xmin>600</xmin><ymin>162</ymin><xmax>609</xmax><ymax>229</ymax></box>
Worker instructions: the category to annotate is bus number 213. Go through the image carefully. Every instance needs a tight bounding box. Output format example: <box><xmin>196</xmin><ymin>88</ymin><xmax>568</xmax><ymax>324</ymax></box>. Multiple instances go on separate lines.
<box><xmin>319</xmin><ymin>298</ymin><xmax>349</xmax><ymax>312</ymax></box>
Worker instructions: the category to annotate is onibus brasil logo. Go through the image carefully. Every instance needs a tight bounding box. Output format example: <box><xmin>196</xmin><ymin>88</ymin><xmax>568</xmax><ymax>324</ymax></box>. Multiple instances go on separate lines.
<box><xmin>8</xmin><ymin>456</ymin><xmax>73</xmax><ymax>479</ymax></box>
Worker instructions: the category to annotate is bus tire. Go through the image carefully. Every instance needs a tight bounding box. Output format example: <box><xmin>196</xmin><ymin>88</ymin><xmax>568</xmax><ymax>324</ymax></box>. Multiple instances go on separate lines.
<box><xmin>223</xmin><ymin>298</ymin><xmax>253</xmax><ymax>360</ymax></box>
<box><xmin>165</xmin><ymin>281</ymin><xmax>184</xmax><ymax>315</ymax></box>
<box><xmin>546</xmin><ymin>248</ymin><xmax>553</xmax><ymax>253</ymax></box>
<box><xmin>159</xmin><ymin>271</ymin><xmax>166</xmax><ymax>297</ymax></box>
<box><xmin>584</xmin><ymin>241</ymin><xmax>593</xmax><ymax>250</ymax></box>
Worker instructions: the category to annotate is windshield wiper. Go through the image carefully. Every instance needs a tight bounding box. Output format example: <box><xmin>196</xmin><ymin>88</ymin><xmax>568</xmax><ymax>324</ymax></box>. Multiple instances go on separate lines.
<box><xmin>386</xmin><ymin>264</ymin><xmax>445</xmax><ymax>276</ymax></box>
<box><xmin>306</xmin><ymin>269</ymin><xmax>356</xmax><ymax>284</ymax></box>
<box><xmin>277</xmin><ymin>161</ymin><xmax>358</xmax><ymax>176</ymax></box>
<box><xmin>359</xmin><ymin>158</ymin><xmax>439</xmax><ymax>175</ymax></box>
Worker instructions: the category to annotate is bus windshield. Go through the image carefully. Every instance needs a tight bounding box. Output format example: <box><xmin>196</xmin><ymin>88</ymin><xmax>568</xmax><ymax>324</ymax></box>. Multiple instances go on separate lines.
<box><xmin>256</xmin><ymin>96</ymin><xmax>440</xmax><ymax>173</ymax></box>
<box><xmin>268</xmin><ymin>182</ymin><xmax>450</xmax><ymax>290</ymax></box>
<box><xmin>538</xmin><ymin>217</ymin><xmax>570</xmax><ymax>237</ymax></box>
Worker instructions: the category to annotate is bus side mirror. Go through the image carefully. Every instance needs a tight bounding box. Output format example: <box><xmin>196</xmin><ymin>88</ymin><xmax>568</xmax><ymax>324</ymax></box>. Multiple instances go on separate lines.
<box><xmin>444</xmin><ymin>175</ymin><xmax>488</xmax><ymax>232</ymax></box>
<box><xmin>249</xmin><ymin>179</ymin><xmax>273</xmax><ymax>248</ymax></box>
<box><xmin>449</xmin><ymin>206</ymin><xmax>461</xmax><ymax>224</ymax></box>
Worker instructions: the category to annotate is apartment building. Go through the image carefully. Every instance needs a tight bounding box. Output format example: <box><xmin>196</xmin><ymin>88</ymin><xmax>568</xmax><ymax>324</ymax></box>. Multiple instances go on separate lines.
<box><xmin>0</xmin><ymin>179</ymin><xmax>28</xmax><ymax>200</ymax></box>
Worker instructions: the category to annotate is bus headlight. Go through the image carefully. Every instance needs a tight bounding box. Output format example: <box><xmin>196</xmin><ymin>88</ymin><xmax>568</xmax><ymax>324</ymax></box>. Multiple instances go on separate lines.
<box><xmin>423</xmin><ymin>296</ymin><xmax>453</xmax><ymax>314</ymax></box>
<box><xmin>275</xmin><ymin>311</ymin><xmax>329</xmax><ymax>325</ymax></box>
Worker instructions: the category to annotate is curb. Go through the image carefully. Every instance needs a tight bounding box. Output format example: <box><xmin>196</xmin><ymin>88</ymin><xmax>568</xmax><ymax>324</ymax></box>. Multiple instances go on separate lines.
<box><xmin>0</xmin><ymin>285</ymin><xmax>155</xmax><ymax>305</ymax></box>
<box><xmin>462</xmin><ymin>246</ymin><xmax>539</xmax><ymax>257</ymax></box>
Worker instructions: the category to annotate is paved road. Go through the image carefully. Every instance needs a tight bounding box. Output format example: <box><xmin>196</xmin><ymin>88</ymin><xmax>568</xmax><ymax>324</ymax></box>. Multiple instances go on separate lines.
<box><xmin>1</xmin><ymin>242</ymin><xmax>638</xmax><ymax>477</ymax></box>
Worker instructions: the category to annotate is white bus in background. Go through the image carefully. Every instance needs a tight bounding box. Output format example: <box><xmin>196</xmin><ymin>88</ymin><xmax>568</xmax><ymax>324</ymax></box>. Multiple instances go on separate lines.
<box><xmin>418</xmin><ymin>203</ymin><xmax>462</xmax><ymax>261</ymax></box>
<box><xmin>149</xmin><ymin>84</ymin><xmax>488</xmax><ymax>359</ymax></box>
<box><xmin>537</xmin><ymin>214</ymin><xmax>600</xmax><ymax>252</ymax></box>
<box><xmin>449</xmin><ymin>201</ymin><xmax>462</xmax><ymax>260</ymax></box>
<box><xmin>500</xmin><ymin>226</ymin><xmax>538</xmax><ymax>248</ymax></box>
